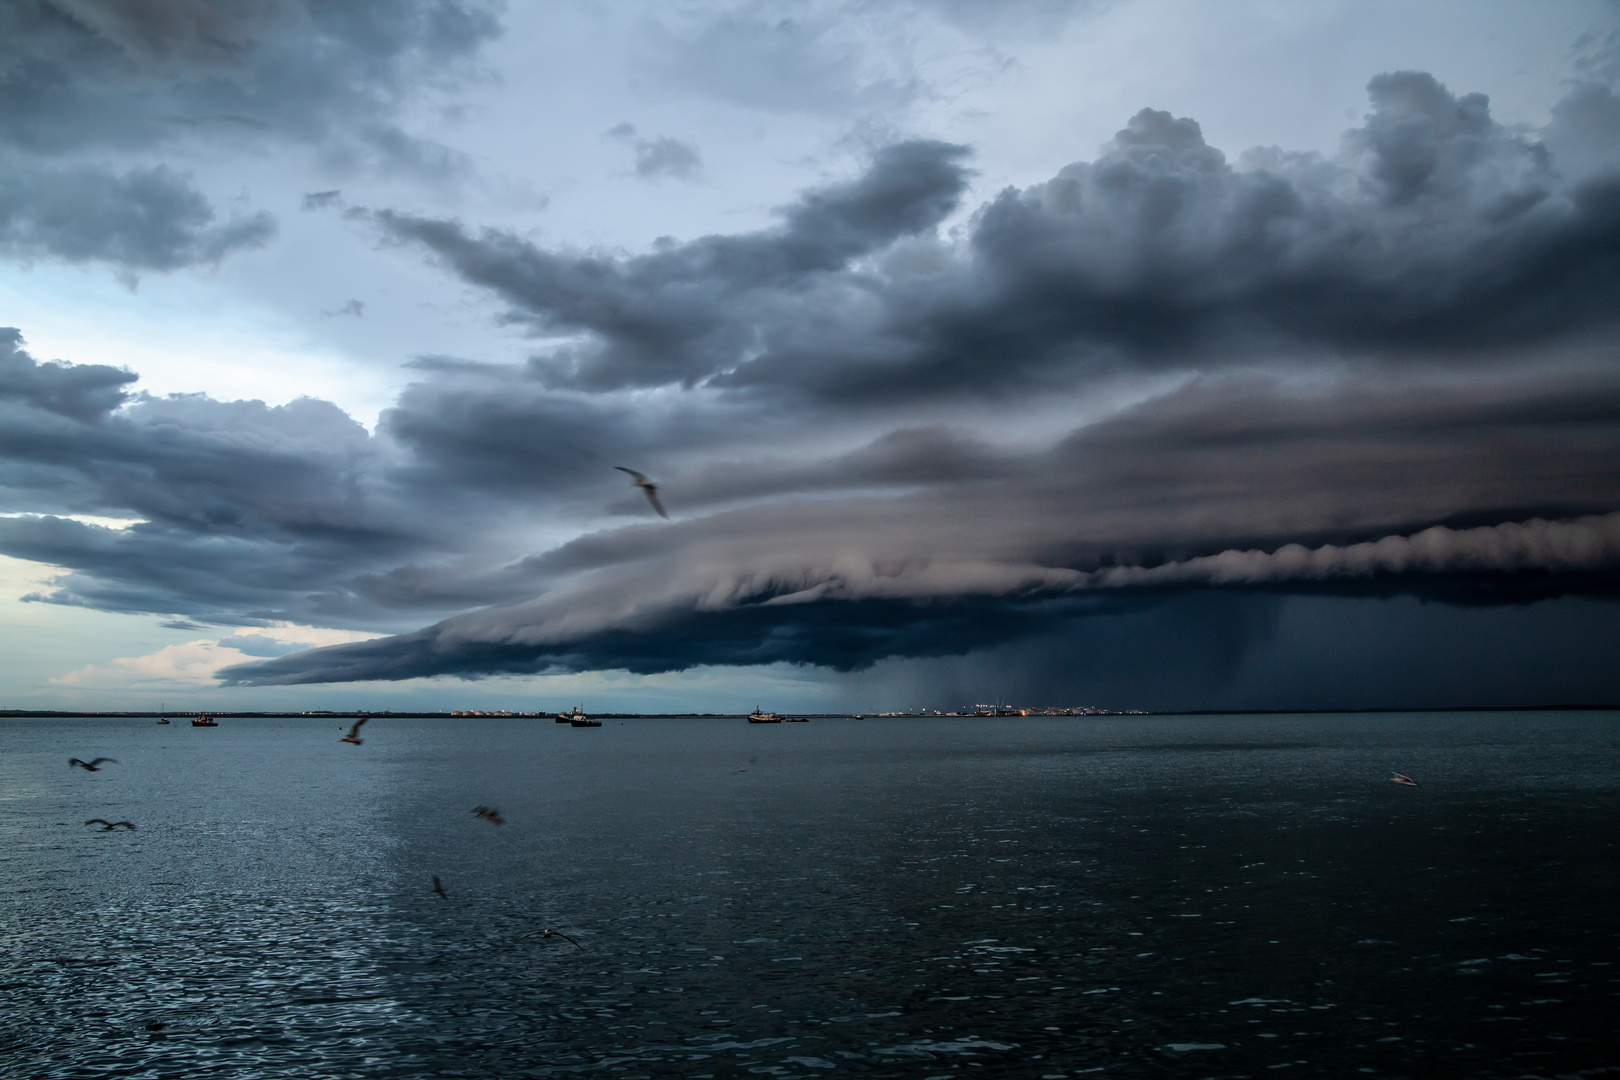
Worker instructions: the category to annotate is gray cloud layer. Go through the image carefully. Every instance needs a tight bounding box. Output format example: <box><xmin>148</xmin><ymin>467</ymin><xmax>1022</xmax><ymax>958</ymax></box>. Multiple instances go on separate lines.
<box><xmin>1</xmin><ymin>68</ymin><xmax>1617</xmax><ymax>692</ymax></box>
<box><xmin>0</xmin><ymin>160</ymin><xmax>275</xmax><ymax>272</ymax></box>
<box><xmin>0</xmin><ymin>0</ymin><xmax>503</xmax><ymax>273</ymax></box>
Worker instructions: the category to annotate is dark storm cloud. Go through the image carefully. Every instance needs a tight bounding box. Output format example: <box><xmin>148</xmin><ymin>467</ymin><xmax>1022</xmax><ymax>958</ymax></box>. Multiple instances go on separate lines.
<box><xmin>0</xmin><ymin>0</ymin><xmax>503</xmax><ymax>272</ymax></box>
<box><xmin>222</xmin><ymin>511</ymin><xmax>1620</xmax><ymax>686</ymax></box>
<box><xmin>0</xmin><ymin>0</ymin><xmax>502</xmax><ymax>157</ymax></box>
<box><xmin>0</xmin><ymin>160</ymin><xmax>275</xmax><ymax>272</ymax></box>
<box><xmin>376</xmin><ymin>72</ymin><xmax>1620</xmax><ymax>404</ymax></box>
<box><xmin>0</xmin><ymin>328</ymin><xmax>135</xmax><ymax>419</ymax></box>
<box><xmin>370</xmin><ymin>138</ymin><xmax>973</xmax><ymax>389</ymax></box>
<box><xmin>219</xmin><ymin>368</ymin><xmax>1620</xmax><ymax>684</ymax></box>
<box><xmin>3</xmin><ymin>67</ymin><xmax>1619</xmax><ymax>691</ymax></box>
<box><xmin>0</xmin><ymin>331</ymin><xmax>443</xmax><ymax>625</ymax></box>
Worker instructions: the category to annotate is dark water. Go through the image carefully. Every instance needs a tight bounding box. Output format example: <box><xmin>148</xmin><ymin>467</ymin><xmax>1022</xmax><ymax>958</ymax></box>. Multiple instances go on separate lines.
<box><xmin>1</xmin><ymin>712</ymin><xmax>1616</xmax><ymax>1078</ymax></box>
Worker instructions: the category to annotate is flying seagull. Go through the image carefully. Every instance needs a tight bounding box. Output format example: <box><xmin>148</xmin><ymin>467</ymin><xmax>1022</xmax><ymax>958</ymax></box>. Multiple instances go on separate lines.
<box><xmin>1389</xmin><ymin>771</ymin><xmax>1419</xmax><ymax>787</ymax></box>
<box><xmin>84</xmin><ymin>819</ymin><xmax>136</xmax><ymax>830</ymax></box>
<box><xmin>69</xmin><ymin>758</ymin><xmax>117</xmax><ymax>771</ymax></box>
<box><xmin>521</xmin><ymin>927</ymin><xmax>585</xmax><ymax>949</ymax></box>
<box><xmin>431</xmin><ymin>875</ymin><xmax>448</xmax><ymax>898</ymax></box>
<box><xmin>472</xmin><ymin>806</ymin><xmax>505</xmax><ymax>825</ymax></box>
<box><xmin>341</xmin><ymin>716</ymin><xmax>368</xmax><ymax>745</ymax></box>
<box><xmin>614</xmin><ymin>466</ymin><xmax>668</xmax><ymax>519</ymax></box>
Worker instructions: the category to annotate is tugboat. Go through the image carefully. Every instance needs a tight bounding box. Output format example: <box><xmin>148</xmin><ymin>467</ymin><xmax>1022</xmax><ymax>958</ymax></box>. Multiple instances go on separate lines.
<box><xmin>190</xmin><ymin>714</ymin><xmax>218</xmax><ymax>727</ymax></box>
<box><xmin>563</xmin><ymin>706</ymin><xmax>601</xmax><ymax>728</ymax></box>
<box><xmin>747</xmin><ymin>709</ymin><xmax>782</xmax><ymax>724</ymax></box>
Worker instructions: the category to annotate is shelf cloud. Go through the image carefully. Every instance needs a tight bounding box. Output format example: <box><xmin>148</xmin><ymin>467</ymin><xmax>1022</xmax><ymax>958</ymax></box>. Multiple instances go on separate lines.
<box><xmin>1</xmin><ymin>65</ymin><xmax>1617</xmax><ymax>693</ymax></box>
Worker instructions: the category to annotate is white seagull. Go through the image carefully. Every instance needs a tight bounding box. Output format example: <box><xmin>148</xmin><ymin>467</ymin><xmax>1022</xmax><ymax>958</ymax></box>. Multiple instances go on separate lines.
<box><xmin>614</xmin><ymin>467</ymin><xmax>668</xmax><ymax>519</ymax></box>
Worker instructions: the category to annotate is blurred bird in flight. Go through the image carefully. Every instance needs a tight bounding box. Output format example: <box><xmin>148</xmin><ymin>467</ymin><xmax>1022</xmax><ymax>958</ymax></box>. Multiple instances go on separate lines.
<box><xmin>614</xmin><ymin>467</ymin><xmax>668</xmax><ymax>519</ymax></box>
<box><xmin>1390</xmin><ymin>771</ymin><xmax>1419</xmax><ymax>787</ymax></box>
<box><xmin>341</xmin><ymin>717</ymin><xmax>368</xmax><ymax>745</ymax></box>
<box><xmin>472</xmin><ymin>806</ymin><xmax>505</xmax><ymax>825</ymax></box>
<box><xmin>69</xmin><ymin>758</ymin><xmax>116</xmax><ymax>771</ymax></box>
<box><xmin>84</xmin><ymin>819</ymin><xmax>136</xmax><ymax>830</ymax></box>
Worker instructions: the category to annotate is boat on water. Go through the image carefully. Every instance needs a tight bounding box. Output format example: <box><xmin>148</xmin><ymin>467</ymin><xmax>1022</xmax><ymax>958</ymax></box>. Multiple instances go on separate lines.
<box><xmin>191</xmin><ymin>715</ymin><xmax>218</xmax><ymax>727</ymax></box>
<box><xmin>747</xmin><ymin>709</ymin><xmax>783</xmax><ymax>724</ymax></box>
<box><xmin>560</xmin><ymin>706</ymin><xmax>601</xmax><ymax>728</ymax></box>
<box><xmin>156</xmin><ymin>717</ymin><xmax>170</xmax><ymax>725</ymax></box>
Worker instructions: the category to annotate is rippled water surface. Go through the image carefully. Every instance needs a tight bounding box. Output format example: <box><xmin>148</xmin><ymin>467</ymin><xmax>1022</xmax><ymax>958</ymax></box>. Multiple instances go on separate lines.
<box><xmin>2</xmin><ymin>712</ymin><xmax>1616</xmax><ymax>1078</ymax></box>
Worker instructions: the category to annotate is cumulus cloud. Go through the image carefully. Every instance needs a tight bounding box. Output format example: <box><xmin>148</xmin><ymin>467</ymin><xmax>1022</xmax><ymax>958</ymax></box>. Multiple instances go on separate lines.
<box><xmin>372</xmin><ymin>72</ymin><xmax>1620</xmax><ymax>405</ymax></box>
<box><xmin>52</xmin><ymin>623</ymin><xmax>382</xmax><ymax>689</ymax></box>
<box><xmin>606</xmin><ymin>123</ymin><xmax>703</xmax><ymax>180</ymax></box>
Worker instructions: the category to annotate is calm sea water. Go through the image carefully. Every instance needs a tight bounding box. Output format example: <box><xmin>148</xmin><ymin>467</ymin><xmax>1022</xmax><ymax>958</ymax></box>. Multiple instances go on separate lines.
<box><xmin>1</xmin><ymin>712</ymin><xmax>1615</xmax><ymax>1078</ymax></box>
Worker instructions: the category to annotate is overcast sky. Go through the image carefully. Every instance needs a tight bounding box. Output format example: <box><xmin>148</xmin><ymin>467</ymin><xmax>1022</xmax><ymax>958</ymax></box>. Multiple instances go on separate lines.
<box><xmin>3</xmin><ymin>0</ymin><xmax>1619</xmax><ymax>713</ymax></box>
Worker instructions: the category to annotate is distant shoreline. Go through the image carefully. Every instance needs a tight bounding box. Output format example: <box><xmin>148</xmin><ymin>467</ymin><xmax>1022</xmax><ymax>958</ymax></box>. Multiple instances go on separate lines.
<box><xmin>1</xmin><ymin>705</ymin><xmax>1615</xmax><ymax>719</ymax></box>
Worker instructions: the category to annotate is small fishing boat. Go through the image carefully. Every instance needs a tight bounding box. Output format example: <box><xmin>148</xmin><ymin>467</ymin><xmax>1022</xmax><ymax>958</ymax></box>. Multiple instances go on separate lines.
<box><xmin>747</xmin><ymin>709</ymin><xmax>782</xmax><ymax>724</ymax></box>
<box><xmin>190</xmin><ymin>715</ymin><xmax>218</xmax><ymax>727</ymax></box>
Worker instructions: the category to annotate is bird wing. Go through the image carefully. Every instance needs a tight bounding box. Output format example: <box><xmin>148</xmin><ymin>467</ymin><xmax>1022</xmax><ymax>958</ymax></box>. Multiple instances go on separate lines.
<box><xmin>69</xmin><ymin>759</ymin><xmax>86</xmax><ymax>768</ymax></box>
<box><xmin>346</xmin><ymin>719</ymin><xmax>365</xmax><ymax>739</ymax></box>
<box><xmin>555</xmin><ymin>932</ymin><xmax>585</xmax><ymax>949</ymax></box>
<box><xmin>615</xmin><ymin>466</ymin><xmax>650</xmax><ymax>483</ymax></box>
<box><xmin>113</xmin><ymin>822</ymin><xmax>136</xmax><ymax>829</ymax></box>
<box><xmin>85</xmin><ymin>819</ymin><xmax>110</xmax><ymax>826</ymax></box>
<box><xmin>643</xmin><ymin>486</ymin><xmax>669</xmax><ymax>519</ymax></box>
<box><xmin>91</xmin><ymin>758</ymin><xmax>116</xmax><ymax>767</ymax></box>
